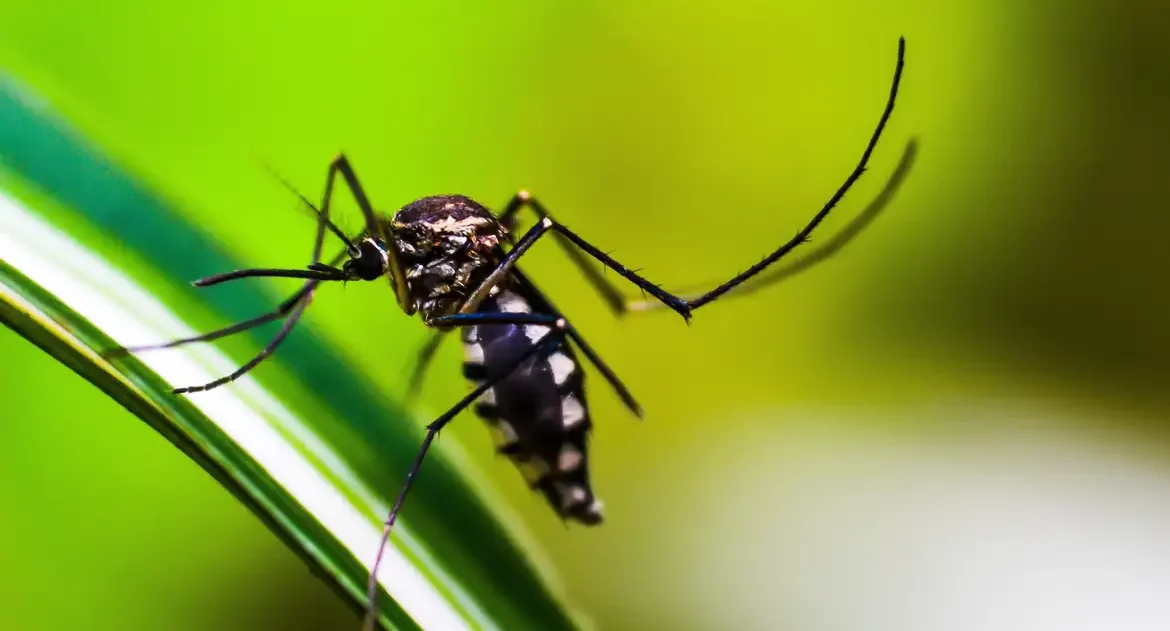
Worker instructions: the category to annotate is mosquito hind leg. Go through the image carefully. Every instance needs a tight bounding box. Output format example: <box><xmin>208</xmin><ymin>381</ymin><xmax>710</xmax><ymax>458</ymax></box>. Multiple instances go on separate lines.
<box><xmin>622</xmin><ymin>137</ymin><xmax>920</xmax><ymax>313</ymax></box>
<box><xmin>681</xmin><ymin>37</ymin><xmax>905</xmax><ymax>310</ymax></box>
<box><xmin>489</xmin><ymin>37</ymin><xmax>906</xmax><ymax>321</ymax></box>
<box><xmin>440</xmin><ymin>309</ymin><xmax>642</xmax><ymax>417</ymax></box>
<box><xmin>363</xmin><ymin>321</ymin><xmax>565</xmax><ymax>631</ymax></box>
<box><xmin>509</xmin><ymin>267</ymin><xmax>642</xmax><ymax>417</ymax></box>
<box><xmin>400</xmin><ymin>279</ymin><xmax>642</xmax><ymax>417</ymax></box>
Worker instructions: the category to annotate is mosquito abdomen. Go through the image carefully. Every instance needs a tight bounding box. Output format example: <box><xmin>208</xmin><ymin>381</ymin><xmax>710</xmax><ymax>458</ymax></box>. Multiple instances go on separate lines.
<box><xmin>460</xmin><ymin>287</ymin><xmax>604</xmax><ymax>525</ymax></box>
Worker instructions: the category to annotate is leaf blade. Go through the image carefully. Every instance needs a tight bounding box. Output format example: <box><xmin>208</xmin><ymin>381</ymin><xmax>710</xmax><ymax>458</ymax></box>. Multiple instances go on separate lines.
<box><xmin>0</xmin><ymin>73</ymin><xmax>586</xmax><ymax>631</ymax></box>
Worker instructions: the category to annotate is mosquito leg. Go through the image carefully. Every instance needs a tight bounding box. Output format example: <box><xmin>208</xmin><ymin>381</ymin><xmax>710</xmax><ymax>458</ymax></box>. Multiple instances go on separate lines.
<box><xmin>438</xmin><ymin>308</ymin><xmax>641</xmax><ymax>416</ymax></box>
<box><xmin>441</xmin><ymin>214</ymin><xmax>686</xmax><ymax>334</ymax></box>
<box><xmin>684</xmin><ymin>37</ymin><xmax>905</xmax><ymax>310</ymax></box>
<box><xmin>363</xmin><ymin>322</ymin><xmax>565</xmax><ymax>631</ymax></box>
<box><xmin>508</xmin><ymin>267</ymin><xmax>642</xmax><ymax>417</ymax></box>
<box><xmin>473</xmin><ymin>214</ymin><xmax>693</xmax><ymax>319</ymax></box>
<box><xmin>319</xmin><ymin>155</ymin><xmax>413</xmax><ymax>312</ymax></box>
<box><xmin>402</xmin><ymin>330</ymin><xmax>448</xmax><ymax>408</ymax></box>
<box><xmin>400</xmin><ymin>272</ymin><xmax>643</xmax><ymax>416</ymax></box>
<box><xmin>129</xmin><ymin>159</ymin><xmax>358</xmax><ymax>391</ymax></box>
<box><xmin>103</xmin><ymin>283</ymin><xmax>315</xmax><ymax>357</ymax></box>
<box><xmin>426</xmin><ymin>312</ymin><xmax>562</xmax><ymax>328</ymax></box>
<box><xmin>164</xmin><ymin>263</ymin><xmax>344</xmax><ymax>394</ymax></box>
<box><xmin>455</xmin><ymin>218</ymin><xmax>556</xmax><ymax>314</ymax></box>
<box><xmin>559</xmin><ymin>319</ymin><xmax>640</xmax><ymax>416</ymax></box>
<box><xmin>183</xmin><ymin>156</ymin><xmax>410</xmax><ymax>288</ymax></box>
<box><xmin>496</xmin><ymin>191</ymin><xmax>631</xmax><ymax>317</ymax></box>
<box><xmin>623</xmin><ymin>137</ymin><xmax>920</xmax><ymax>312</ymax></box>
<box><xmin>172</xmin><ymin>294</ymin><xmax>315</xmax><ymax>394</ymax></box>
<box><xmin>490</xmin><ymin>37</ymin><xmax>906</xmax><ymax>320</ymax></box>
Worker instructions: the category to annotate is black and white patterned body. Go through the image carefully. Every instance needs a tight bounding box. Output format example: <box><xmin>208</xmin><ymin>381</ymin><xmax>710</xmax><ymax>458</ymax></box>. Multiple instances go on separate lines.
<box><xmin>388</xmin><ymin>194</ymin><xmax>603</xmax><ymax>524</ymax></box>
<box><xmin>461</xmin><ymin>285</ymin><xmax>603</xmax><ymax>524</ymax></box>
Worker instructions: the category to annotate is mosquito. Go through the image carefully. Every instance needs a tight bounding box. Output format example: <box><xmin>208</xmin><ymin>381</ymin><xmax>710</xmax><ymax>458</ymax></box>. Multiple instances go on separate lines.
<box><xmin>105</xmin><ymin>37</ymin><xmax>907</xmax><ymax>631</ymax></box>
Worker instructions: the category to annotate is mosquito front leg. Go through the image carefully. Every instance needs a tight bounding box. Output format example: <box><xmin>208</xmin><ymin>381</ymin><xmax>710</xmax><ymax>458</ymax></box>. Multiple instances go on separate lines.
<box><xmin>100</xmin><ymin>201</ymin><xmax>350</xmax><ymax>368</ymax></box>
<box><xmin>102</xmin><ymin>281</ymin><xmax>317</xmax><ymax>357</ymax></box>
<box><xmin>319</xmin><ymin>154</ymin><xmax>413</xmax><ymax>312</ymax></box>
<box><xmin>171</xmin><ymin>296</ymin><xmax>317</xmax><ymax>394</ymax></box>
<box><xmin>103</xmin><ymin>156</ymin><xmax>378</xmax><ymax>391</ymax></box>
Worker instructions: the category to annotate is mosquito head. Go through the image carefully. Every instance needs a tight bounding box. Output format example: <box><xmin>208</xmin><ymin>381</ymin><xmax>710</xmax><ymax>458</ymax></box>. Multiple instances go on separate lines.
<box><xmin>391</xmin><ymin>195</ymin><xmax>507</xmax><ymax>319</ymax></box>
<box><xmin>341</xmin><ymin>237</ymin><xmax>391</xmax><ymax>281</ymax></box>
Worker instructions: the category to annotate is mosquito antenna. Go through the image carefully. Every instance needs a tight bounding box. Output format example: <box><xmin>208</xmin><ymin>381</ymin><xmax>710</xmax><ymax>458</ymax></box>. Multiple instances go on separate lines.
<box><xmin>258</xmin><ymin>159</ymin><xmax>359</xmax><ymax>255</ymax></box>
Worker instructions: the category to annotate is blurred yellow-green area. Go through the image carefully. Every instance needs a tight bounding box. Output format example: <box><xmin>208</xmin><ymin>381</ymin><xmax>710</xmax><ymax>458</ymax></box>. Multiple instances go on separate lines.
<box><xmin>2</xmin><ymin>1</ymin><xmax>1169</xmax><ymax>630</ymax></box>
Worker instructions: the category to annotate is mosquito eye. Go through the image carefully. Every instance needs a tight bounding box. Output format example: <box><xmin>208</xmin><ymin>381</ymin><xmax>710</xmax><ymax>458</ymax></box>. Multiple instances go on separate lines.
<box><xmin>343</xmin><ymin>238</ymin><xmax>389</xmax><ymax>281</ymax></box>
<box><xmin>368</xmin><ymin>238</ymin><xmax>390</xmax><ymax>258</ymax></box>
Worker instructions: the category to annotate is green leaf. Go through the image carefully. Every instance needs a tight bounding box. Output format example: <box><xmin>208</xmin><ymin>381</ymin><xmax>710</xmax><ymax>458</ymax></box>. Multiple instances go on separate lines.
<box><xmin>0</xmin><ymin>73</ymin><xmax>587</xmax><ymax>631</ymax></box>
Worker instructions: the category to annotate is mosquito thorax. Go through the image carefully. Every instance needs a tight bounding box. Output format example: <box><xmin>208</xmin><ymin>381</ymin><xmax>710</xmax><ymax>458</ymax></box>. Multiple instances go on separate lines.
<box><xmin>391</xmin><ymin>195</ymin><xmax>507</xmax><ymax>320</ymax></box>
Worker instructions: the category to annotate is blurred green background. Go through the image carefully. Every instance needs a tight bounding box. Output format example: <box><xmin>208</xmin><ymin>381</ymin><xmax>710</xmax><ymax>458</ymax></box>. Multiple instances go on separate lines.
<box><xmin>2</xmin><ymin>1</ymin><xmax>1169</xmax><ymax>630</ymax></box>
